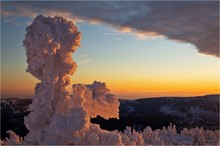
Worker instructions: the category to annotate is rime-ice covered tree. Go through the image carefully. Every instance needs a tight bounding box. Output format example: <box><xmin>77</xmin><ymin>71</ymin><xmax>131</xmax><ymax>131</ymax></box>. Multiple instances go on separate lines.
<box><xmin>1</xmin><ymin>15</ymin><xmax>219</xmax><ymax>145</ymax></box>
<box><xmin>22</xmin><ymin>15</ymin><xmax>120</xmax><ymax>145</ymax></box>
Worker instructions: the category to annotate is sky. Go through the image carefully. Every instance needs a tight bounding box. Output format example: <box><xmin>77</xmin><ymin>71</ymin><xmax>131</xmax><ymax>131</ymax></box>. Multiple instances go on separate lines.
<box><xmin>1</xmin><ymin>1</ymin><xmax>220</xmax><ymax>99</ymax></box>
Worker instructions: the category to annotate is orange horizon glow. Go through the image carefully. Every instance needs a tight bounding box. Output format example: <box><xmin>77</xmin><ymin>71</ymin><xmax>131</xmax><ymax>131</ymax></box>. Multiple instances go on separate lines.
<box><xmin>1</xmin><ymin>87</ymin><xmax>219</xmax><ymax>99</ymax></box>
<box><xmin>2</xmin><ymin>75</ymin><xmax>219</xmax><ymax>99</ymax></box>
<box><xmin>2</xmin><ymin>59</ymin><xmax>219</xmax><ymax>99</ymax></box>
<box><xmin>2</xmin><ymin>14</ymin><xmax>219</xmax><ymax>100</ymax></box>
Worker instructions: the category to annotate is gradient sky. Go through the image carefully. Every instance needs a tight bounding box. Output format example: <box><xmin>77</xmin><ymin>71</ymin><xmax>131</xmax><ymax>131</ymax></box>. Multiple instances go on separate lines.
<box><xmin>1</xmin><ymin>1</ymin><xmax>219</xmax><ymax>99</ymax></box>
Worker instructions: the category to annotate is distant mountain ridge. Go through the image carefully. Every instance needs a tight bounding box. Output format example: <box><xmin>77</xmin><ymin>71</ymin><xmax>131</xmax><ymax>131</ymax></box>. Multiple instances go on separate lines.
<box><xmin>1</xmin><ymin>94</ymin><xmax>219</xmax><ymax>139</ymax></box>
<box><xmin>93</xmin><ymin>94</ymin><xmax>219</xmax><ymax>132</ymax></box>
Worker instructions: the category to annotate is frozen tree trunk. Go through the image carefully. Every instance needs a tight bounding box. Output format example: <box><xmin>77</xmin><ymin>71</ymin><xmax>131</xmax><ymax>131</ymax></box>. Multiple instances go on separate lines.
<box><xmin>23</xmin><ymin>15</ymin><xmax>82</xmax><ymax>144</ymax></box>
<box><xmin>22</xmin><ymin>15</ymin><xmax>120</xmax><ymax>145</ymax></box>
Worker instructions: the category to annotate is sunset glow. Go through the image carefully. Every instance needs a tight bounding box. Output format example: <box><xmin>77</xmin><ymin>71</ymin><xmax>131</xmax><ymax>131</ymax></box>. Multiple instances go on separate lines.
<box><xmin>1</xmin><ymin>2</ymin><xmax>219</xmax><ymax>145</ymax></box>
<box><xmin>1</xmin><ymin>1</ymin><xmax>219</xmax><ymax>99</ymax></box>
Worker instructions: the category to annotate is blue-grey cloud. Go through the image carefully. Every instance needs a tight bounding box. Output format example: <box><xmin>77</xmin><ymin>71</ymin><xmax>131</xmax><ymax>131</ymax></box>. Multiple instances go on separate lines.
<box><xmin>2</xmin><ymin>1</ymin><xmax>219</xmax><ymax>57</ymax></box>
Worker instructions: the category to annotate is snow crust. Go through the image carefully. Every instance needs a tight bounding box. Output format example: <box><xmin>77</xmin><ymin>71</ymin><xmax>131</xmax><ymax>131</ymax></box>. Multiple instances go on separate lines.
<box><xmin>2</xmin><ymin>15</ymin><xmax>219</xmax><ymax>145</ymax></box>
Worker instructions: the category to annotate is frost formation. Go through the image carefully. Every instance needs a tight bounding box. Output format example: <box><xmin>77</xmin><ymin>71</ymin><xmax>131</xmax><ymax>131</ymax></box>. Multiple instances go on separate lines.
<box><xmin>2</xmin><ymin>15</ymin><xmax>219</xmax><ymax>145</ymax></box>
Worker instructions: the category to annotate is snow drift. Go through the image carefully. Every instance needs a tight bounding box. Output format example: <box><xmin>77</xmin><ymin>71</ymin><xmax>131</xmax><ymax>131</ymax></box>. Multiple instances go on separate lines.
<box><xmin>1</xmin><ymin>15</ymin><xmax>219</xmax><ymax>145</ymax></box>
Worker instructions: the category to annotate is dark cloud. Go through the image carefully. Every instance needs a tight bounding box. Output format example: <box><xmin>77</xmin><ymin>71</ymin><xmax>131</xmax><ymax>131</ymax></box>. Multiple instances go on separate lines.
<box><xmin>2</xmin><ymin>1</ymin><xmax>219</xmax><ymax>57</ymax></box>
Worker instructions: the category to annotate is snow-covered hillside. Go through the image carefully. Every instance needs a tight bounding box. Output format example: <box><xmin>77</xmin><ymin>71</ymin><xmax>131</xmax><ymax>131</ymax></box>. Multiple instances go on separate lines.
<box><xmin>119</xmin><ymin>94</ymin><xmax>219</xmax><ymax>131</ymax></box>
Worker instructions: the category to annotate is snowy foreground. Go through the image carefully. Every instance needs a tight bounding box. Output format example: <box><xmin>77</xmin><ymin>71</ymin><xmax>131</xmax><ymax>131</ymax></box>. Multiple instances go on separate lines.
<box><xmin>2</xmin><ymin>123</ymin><xmax>219</xmax><ymax>145</ymax></box>
<box><xmin>1</xmin><ymin>15</ymin><xmax>219</xmax><ymax>145</ymax></box>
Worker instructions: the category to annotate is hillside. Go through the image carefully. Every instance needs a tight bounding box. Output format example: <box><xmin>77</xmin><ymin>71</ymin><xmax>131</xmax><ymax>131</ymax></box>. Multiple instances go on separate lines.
<box><xmin>1</xmin><ymin>94</ymin><xmax>219</xmax><ymax>139</ymax></box>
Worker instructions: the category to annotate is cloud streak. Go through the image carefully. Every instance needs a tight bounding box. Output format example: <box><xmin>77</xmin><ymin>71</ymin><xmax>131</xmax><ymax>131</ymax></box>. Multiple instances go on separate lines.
<box><xmin>2</xmin><ymin>1</ymin><xmax>219</xmax><ymax>57</ymax></box>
